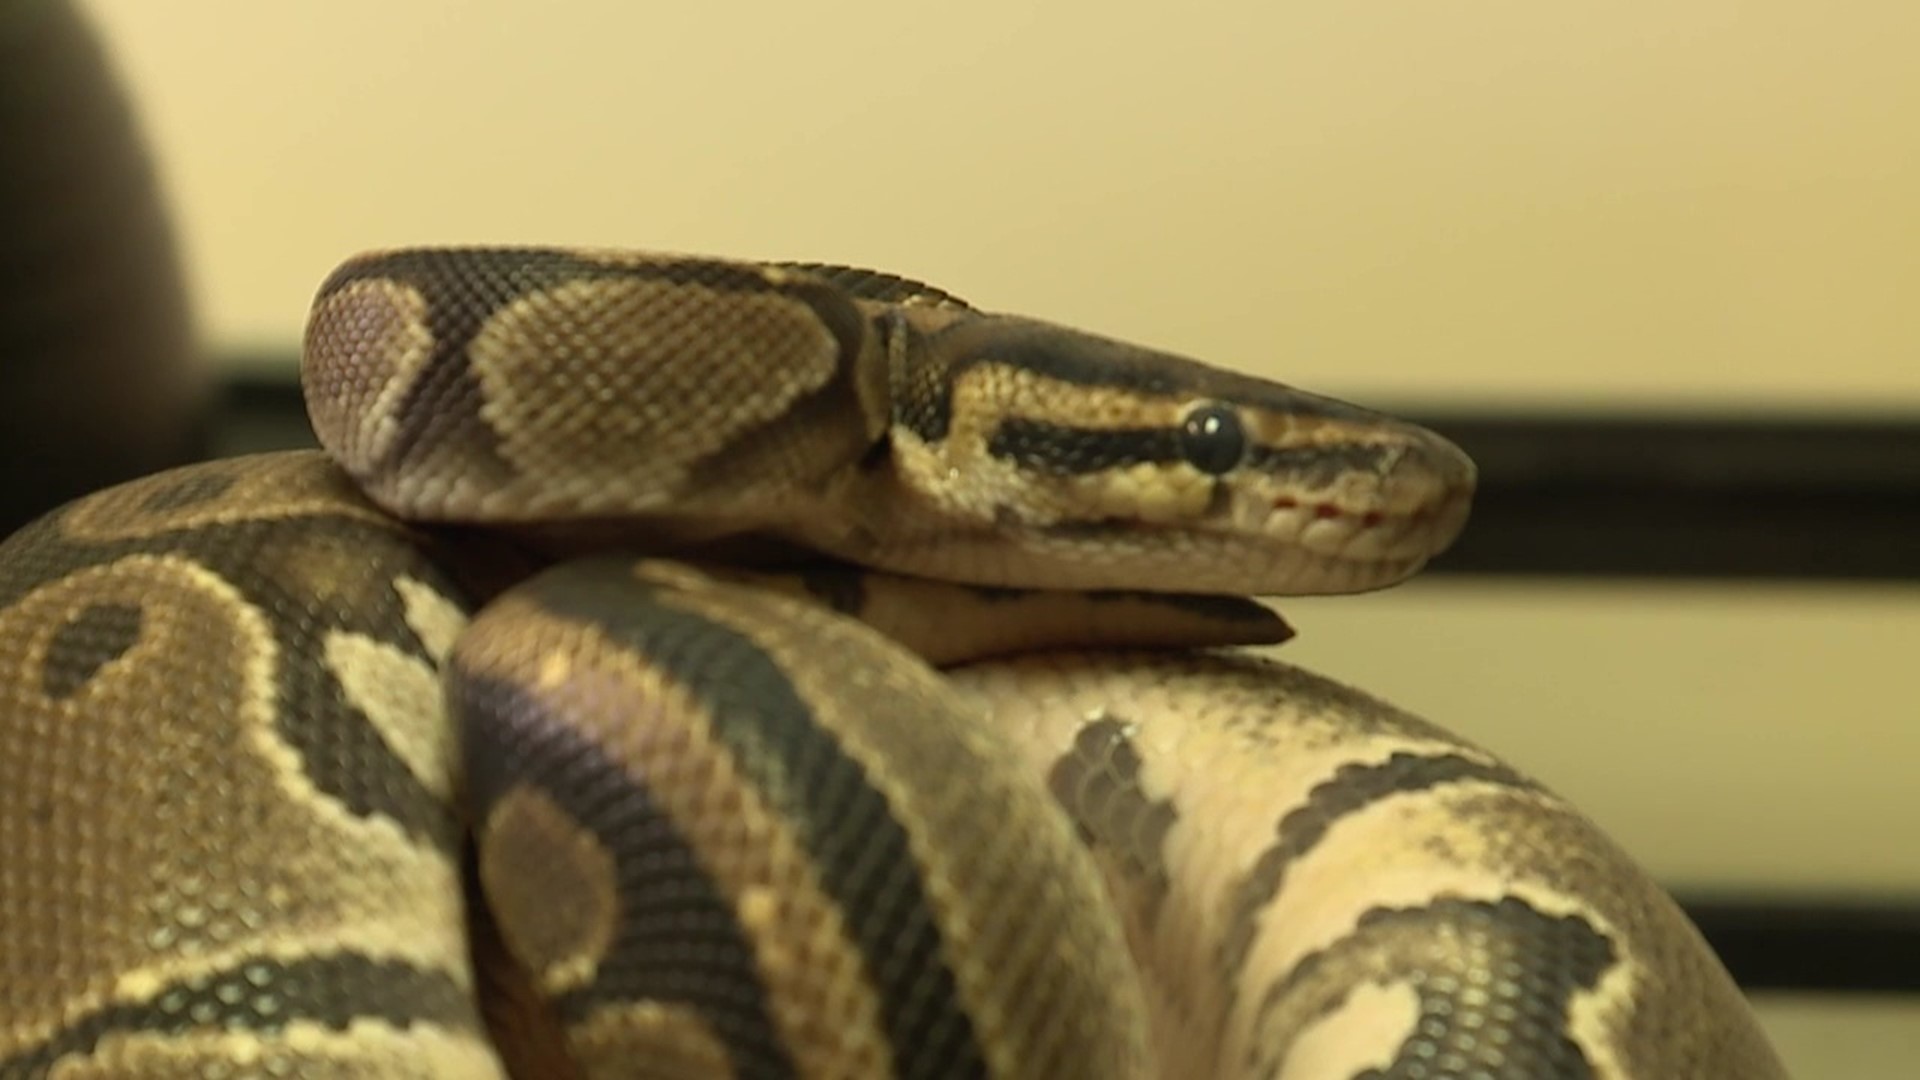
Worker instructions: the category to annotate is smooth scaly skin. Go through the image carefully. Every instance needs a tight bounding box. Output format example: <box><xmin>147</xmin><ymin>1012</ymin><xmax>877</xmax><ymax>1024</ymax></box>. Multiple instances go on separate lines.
<box><xmin>0</xmin><ymin>248</ymin><xmax>1789</xmax><ymax>1078</ymax></box>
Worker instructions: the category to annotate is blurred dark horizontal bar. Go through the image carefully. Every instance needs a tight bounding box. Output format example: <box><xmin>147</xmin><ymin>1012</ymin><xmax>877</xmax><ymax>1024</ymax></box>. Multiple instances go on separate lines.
<box><xmin>1418</xmin><ymin>411</ymin><xmax>1920</xmax><ymax>582</ymax></box>
<box><xmin>217</xmin><ymin>374</ymin><xmax>1920</xmax><ymax>582</ymax></box>
<box><xmin>1680</xmin><ymin>895</ymin><xmax>1920</xmax><ymax>993</ymax></box>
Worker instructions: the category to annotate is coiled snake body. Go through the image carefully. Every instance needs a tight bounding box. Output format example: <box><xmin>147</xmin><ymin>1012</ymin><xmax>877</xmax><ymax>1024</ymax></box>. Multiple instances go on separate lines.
<box><xmin>0</xmin><ymin>249</ymin><xmax>1787</xmax><ymax>1077</ymax></box>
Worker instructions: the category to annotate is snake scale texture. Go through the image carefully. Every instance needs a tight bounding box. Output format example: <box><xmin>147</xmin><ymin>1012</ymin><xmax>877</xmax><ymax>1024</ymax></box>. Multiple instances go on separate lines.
<box><xmin>0</xmin><ymin>246</ymin><xmax>1791</xmax><ymax>1078</ymax></box>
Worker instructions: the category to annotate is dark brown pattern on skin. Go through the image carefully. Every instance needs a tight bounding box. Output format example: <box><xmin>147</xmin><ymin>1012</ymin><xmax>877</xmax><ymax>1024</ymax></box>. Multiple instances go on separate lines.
<box><xmin>0</xmin><ymin>954</ymin><xmax>482</xmax><ymax>1080</ymax></box>
<box><xmin>0</xmin><ymin>467</ymin><xmax>472</xmax><ymax>847</ymax></box>
<box><xmin>516</xmin><ymin>562</ymin><xmax>992</xmax><ymax>1078</ymax></box>
<box><xmin>458</xmin><ymin>671</ymin><xmax>801</xmax><ymax>1079</ymax></box>
<box><xmin>1046</xmin><ymin>717</ymin><xmax>1179</xmax><ymax>926</ymax></box>
<box><xmin>1218</xmin><ymin>752</ymin><xmax>1545</xmax><ymax>996</ymax></box>
<box><xmin>1433</xmin><ymin>786</ymin><xmax>1794</xmax><ymax>1080</ymax></box>
<box><xmin>309</xmin><ymin>250</ymin><xmax>878</xmax><ymax>515</ymax></box>
<box><xmin>675</xmin><ymin>342</ymin><xmax>887</xmax><ymax>498</ymax></box>
<box><xmin>1247</xmin><ymin>897</ymin><xmax>1616</xmax><ymax>1079</ymax></box>
<box><xmin>1</xmin><ymin>453</ymin><xmax>503</xmax><ymax>1075</ymax></box>
<box><xmin>638</xmin><ymin>564</ymin><xmax>1154</xmax><ymax>1078</ymax></box>
<box><xmin>135</xmin><ymin>467</ymin><xmax>239</xmax><ymax>513</ymax></box>
<box><xmin>39</xmin><ymin>601</ymin><xmax>141</xmax><ymax>698</ymax></box>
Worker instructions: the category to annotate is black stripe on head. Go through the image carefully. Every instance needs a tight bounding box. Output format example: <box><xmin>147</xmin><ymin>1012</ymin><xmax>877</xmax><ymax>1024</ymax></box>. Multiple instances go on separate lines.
<box><xmin>0</xmin><ymin>954</ymin><xmax>480</xmax><ymax>1078</ymax></box>
<box><xmin>899</xmin><ymin>314</ymin><xmax>1388</xmax><ymax>443</ymax></box>
<box><xmin>512</xmin><ymin>566</ymin><xmax>990</xmax><ymax>1078</ymax></box>
<box><xmin>1245</xmin><ymin>443</ymin><xmax>1398</xmax><ymax>483</ymax></box>
<box><xmin>987</xmin><ymin>421</ymin><xmax>1181</xmax><ymax>474</ymax></box>
<box><xmin>987</xmin><ymin>417</ymin><xmax>1400</xmax><ymax>482</ymax></box>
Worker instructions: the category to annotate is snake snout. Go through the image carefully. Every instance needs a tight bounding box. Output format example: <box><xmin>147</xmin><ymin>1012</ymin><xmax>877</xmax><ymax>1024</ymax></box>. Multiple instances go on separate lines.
<box><xmin>1371</xmin><ymin>423</ymin><xmax>1477</xmax><ymax>554</ymax></box>
<box><xmin>1250</xmin><ymin>416</ymin><xmax>1476</xmax><ymax>588</ymax></box>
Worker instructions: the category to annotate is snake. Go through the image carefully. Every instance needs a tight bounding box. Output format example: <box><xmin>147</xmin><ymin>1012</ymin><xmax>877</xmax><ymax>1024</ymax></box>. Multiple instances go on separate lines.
<box><xmin>0</xmin><ymin>247</ymin><xmax>1790</xmax><ymax>1078</ymax></box>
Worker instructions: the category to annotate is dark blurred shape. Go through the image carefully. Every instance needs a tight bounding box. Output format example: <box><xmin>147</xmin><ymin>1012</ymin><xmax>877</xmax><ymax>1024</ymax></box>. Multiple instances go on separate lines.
<box><xmin>0</xmin><ymin>0</ymin><xmax>208</xmax><ymax>535</ymax></box>
<box><xmin>1425</xmin><ymin>414</ymin><xmax>1920</xmax><ymax>582</ymax></box>
<box><xmin>1689</xmin><ymin>897</ymin><xmax>1920</xmax><ymax>993</ymax></box>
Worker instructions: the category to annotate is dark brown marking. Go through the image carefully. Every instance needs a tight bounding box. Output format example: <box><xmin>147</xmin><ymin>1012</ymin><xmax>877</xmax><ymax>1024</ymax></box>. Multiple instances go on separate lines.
<box><xmin>1249</xmin><ymin>897</ymin><xmax>1614</xmax><ymax>1079</ymax></box>
<box><xmin>1046</xmin><ymin>717</ymin><xmax>1178</xmax><ymax>924</ymax></box>
<box><xmin>458</xmin><ymin>674</ymin><xmax>799</xmax><ymax>1079</ymax></box>
<box><xmin>1220</xmin><ymin>752</ymin><xmax>1544</xmax><ymax>993</ymax></box>
<box><xmin>0</xmin><ymin>953</ymin><xmax>481</xmax><ymax>1078</ymax></box>
<box><xmin>1245</xmin><ymin>444</ymin><xmax>1398</xmax><ymax>487</ymax></box>
<box><xmin>317</xmin><ymin>248</ymin><xmax>880</xmax><ymax>502</ymax></box>
<box><xmin>524</xmin><ymin>562</ymin><xmax>991</xmax><ymax>1078</ymax></box>
<box><xmin>0</xmin><ymin>465</ymin><xmax>475</xmax><ymax>852</ymax></box>
<box><xmin>136</xmin><ymin>468</ymin><xmax>240</xmax><ymax>513</ymax></box>
<box><xmin>40</xmin><ymin>601</ymin><xmax>141</xmax><ymax>698</ymax></box>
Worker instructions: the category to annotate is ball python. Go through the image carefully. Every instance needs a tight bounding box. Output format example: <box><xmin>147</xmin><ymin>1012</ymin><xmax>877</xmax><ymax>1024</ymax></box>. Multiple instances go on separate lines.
<box><xmin>0</xmin><ymin>247</ymin><xmax>1790</xmax><ymax>1078</ymax></box>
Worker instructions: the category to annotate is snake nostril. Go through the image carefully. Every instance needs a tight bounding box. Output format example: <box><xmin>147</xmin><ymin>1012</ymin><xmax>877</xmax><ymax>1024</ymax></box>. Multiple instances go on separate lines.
<box><xmin>1313</xmin><ymin>504</ymin><xmax>1344</xmax><ymax>521</ymax></box>
<box><xmin>1273</xmin><ymin>496</ymin><xmax>1298</xmax><ymax>511</ymax></box>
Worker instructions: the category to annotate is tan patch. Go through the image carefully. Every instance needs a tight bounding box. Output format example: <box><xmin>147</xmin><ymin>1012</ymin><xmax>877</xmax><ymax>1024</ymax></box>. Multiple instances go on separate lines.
<box><xmin>568</xmin><ymin>1000</ymin><xmax>736</xmax><ymax>1080</ymax></box>
<box><xmin>324</xmin><ymin>628</ymin><xmax>455</xmax><ymax>802</ymax></box>
<box><xmin>465</xmin><ymin>277</ymin><xmax>850</xmax><ymax>517</ymax></box>
<box><xmin>478</xmin><ymin>786</ymin><xmax>619</xmax><ymax>996</ymax></box>
<box><xmin>303</xmin><ymin>278</ymin><xmax>436</xmax><ymax>479</ymax></box>
<box><xmin>395</xmin><ymin>575</ymin><xmax>469</xmax><ymax>663</ymax></box>
<box><xmin>1273</xmin><ymin>980</ymin><xmax>1417</xmax><ymax>1080</ymax></box>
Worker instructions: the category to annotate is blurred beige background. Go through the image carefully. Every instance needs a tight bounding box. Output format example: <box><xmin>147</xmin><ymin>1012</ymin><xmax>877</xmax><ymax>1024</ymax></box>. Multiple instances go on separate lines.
<box><xmin>84</xmin><ymin>0</ymin><xmax>1918</xmax><ymax>410</ymax></box>
<box><xmin>78</xmin><ymin>2</ymin><xmax>1920</xmax><ymax>1071</ymax></box>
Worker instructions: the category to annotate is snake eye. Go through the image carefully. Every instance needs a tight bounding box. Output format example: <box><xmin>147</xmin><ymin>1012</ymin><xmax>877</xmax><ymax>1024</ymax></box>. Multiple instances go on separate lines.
<box><xmin>1178</xmin><ymin>403</ymin><xmax>1247</xmax><ymax>475</ymax></box>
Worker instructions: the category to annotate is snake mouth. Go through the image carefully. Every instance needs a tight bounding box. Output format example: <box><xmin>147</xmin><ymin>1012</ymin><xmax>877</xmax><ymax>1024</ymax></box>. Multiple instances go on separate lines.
<box><xmin>1262</xmin><ymin>483</ymin><xmax>1473</xmax><ymax>563</ymax></box>
<box><xmin>837</xmin><ymin>478</ymin><xmax>1473</xmax><ymax>597</ymax></box>
<box><xmin>1236</xmin><ymin>419</ymin><xmax>1477</xmax><ymax>590</ymax></box>
<box><xmin>1240</xmin><ymin>483</ymin><xmax>1473</xmax><ymax>594</ymax></box>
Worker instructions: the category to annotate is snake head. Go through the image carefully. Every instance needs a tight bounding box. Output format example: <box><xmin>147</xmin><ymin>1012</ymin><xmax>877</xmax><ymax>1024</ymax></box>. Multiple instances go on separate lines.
<box><xmin>859</xmin><ymin>312</ymin><xmax>1477</xmax><ymax>596</ymax></box>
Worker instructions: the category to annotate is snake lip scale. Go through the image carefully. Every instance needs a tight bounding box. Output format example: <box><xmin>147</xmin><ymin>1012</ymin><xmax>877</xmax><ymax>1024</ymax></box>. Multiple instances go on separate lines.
<box><xmin>0</xmin><ymin>247</ymin><xmax>1787</xmax><ymax>1078</ymax></box>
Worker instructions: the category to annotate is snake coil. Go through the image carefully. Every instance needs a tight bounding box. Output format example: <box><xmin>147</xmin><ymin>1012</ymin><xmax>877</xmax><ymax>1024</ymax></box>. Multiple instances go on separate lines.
<box><xmin>0</xmin><ymin>247</ymin><xmax>1788</xmax><ymax>1078</ymax></box>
